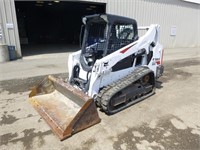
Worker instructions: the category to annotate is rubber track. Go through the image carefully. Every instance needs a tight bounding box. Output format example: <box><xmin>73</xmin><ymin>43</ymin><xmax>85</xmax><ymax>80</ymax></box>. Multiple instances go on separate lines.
<box><xmin>96</xmin><ymin>66</ymin><xmax>155</xmax><ymax>114</ymax></box>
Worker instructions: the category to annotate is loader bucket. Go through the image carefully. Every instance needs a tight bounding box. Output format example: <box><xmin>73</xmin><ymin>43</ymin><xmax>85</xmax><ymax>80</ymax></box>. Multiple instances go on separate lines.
<box><xmin>29</xmin><ymin>75</ymin><xmax>101</xmax><ymax>140</ymax></box>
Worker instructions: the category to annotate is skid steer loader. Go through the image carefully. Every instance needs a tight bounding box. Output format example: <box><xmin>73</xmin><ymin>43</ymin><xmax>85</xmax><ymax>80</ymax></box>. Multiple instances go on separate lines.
<box><xmin>29</xmin><ymin>14</ymin><xmax>164</xmax><ymax>140</ymax></box>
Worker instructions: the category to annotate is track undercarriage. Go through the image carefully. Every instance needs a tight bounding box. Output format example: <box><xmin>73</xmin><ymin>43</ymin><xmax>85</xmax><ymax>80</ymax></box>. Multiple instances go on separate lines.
<box><xmin>96</xmin><ymin>66</ymin><xmax>155</xmax><ymax>114</ymax></box>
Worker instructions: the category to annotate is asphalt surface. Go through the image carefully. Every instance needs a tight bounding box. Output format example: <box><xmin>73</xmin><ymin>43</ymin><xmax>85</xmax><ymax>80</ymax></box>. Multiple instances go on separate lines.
<box><xmin>0</xmin><ymin>48</ymin><xmax>200</xmax><ymax>150</ymax></box>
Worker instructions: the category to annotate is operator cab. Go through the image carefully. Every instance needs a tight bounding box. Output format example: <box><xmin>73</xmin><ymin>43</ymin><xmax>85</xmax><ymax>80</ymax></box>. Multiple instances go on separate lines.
<box><xmin>80</xmin><ymin>14</ymin><xmax>138</xmax><ymax>71</ymax></box>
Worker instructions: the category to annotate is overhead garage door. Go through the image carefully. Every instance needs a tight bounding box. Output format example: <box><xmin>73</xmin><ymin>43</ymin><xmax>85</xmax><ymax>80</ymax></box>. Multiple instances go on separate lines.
<box><xmin>15</xmin><ymin>1</ymin><xmax>106</xmax><ymax>56</ymax></box>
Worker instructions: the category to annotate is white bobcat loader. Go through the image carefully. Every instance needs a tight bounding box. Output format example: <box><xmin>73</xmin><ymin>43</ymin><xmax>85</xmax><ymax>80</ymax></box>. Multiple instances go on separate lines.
<box><xmin>29</xmin><ymin>14</ymin><xmax>164</xmax><ymax>140</ymax></box>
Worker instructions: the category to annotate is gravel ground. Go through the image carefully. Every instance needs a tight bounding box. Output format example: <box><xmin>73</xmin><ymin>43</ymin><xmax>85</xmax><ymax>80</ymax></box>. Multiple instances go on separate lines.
<box><xmin>0</xmin><ymin>57</ymin><xmax>200</xmax><ymax>150</ymax></box>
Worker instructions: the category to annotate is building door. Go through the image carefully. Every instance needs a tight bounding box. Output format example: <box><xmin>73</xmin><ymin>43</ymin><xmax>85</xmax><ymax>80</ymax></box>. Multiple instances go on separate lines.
<box><xmin>15</xmin><ymin>1</ymin><xmax>106</xmax><ymax>56</ymax></box>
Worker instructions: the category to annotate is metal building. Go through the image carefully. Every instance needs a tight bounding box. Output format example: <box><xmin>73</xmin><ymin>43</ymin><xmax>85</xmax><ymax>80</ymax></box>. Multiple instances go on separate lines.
<box><xmin>0</xmin><ymin>0</ymin><xmax>199</xmax><ymax>58</ymax></box>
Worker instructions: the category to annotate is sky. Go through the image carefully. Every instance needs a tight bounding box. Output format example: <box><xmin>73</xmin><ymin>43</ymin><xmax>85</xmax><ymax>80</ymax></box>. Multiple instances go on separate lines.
<box><xmin>182</xmin><ymin>0</ymin><xmax>200</xmax><ymax>4</ymax></box>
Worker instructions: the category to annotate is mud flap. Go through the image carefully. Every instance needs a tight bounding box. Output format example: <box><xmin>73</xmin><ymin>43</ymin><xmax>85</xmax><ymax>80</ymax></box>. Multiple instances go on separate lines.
<box><xmin>29</xmin><ymin>75</ymin><xmax>101</xmax><ymax>140</ymax></box>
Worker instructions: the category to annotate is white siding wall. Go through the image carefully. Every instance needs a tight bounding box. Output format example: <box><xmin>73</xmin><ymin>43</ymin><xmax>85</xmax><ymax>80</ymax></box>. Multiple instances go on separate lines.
<box><xmin>0</xmin><ymin>0</ymin><xmax>21</xmax><ymax>57</ymax></box>
<box><xmin>198</xmin><ymin>4</ymin><xmax>200</xmax><ymax>47</ymax></box>
<box><xmin>82</xmin><ymin>0</ymin><xmax>200</xmax><ymax>48</ymax></box>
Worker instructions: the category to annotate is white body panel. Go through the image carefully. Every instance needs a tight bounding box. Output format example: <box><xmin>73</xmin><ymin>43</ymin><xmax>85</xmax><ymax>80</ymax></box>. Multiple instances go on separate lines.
<box><xmin>68</xmin><ymin>24</ymin><xmax>163</xmax><ymax>98</ymax></box>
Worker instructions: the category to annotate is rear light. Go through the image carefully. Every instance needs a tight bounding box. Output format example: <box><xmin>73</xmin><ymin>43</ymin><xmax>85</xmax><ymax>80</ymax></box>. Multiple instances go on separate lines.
<box><xmin>156</xmin><ymin>60</ymin><xmax>161</xmax><ymax>65</ymax></box>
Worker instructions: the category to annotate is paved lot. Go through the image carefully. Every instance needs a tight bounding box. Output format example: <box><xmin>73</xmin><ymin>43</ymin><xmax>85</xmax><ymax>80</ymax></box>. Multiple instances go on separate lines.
<box><xmin>0</xmin><ymin>48</ymin><xmax>200</xmax><ymax>150</ymax></box>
